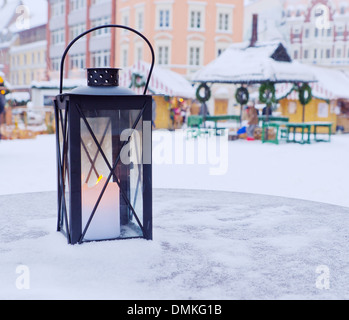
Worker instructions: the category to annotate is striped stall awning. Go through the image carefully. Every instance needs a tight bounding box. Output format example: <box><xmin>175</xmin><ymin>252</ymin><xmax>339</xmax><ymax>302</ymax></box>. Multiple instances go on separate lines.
<box><xmin>119</xmin><ymin>60</ymin><xmax>195</xmax><ymax>98</ymax></box>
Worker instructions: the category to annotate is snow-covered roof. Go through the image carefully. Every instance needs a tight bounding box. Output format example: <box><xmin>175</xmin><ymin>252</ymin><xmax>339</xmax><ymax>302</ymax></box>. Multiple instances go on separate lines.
<box><xmin>119</xmin><ymin>61</ymin><xmax>196</xmax><ymax>99</ymax></box>
<box><xmin>192</xmin><ymin>41</ymin><xmax>317</xmax><ymax>84</ymax></box>
<box><xmin>0</xmin><ymin>0</ymin><xmax>19</xmax><ymax>30</ymax></box>
<box><xmin>22</xmin><ymin>0</ymin><xmax>48</xmax><ymax>29</ymax></box>
<box><xmin>276</xmin><ymin>65</ymin><xmax>349</xmax><ymax>100</ymax></box>
<box><xmin>31</xmin><ymin>78</ymin><xmax>86</xmax><ymax>90</ymax></box>
<box><xmin>2</xmin><ymin>0</ymin><xmax>47</xmax><ymax>34</ymax></box>
<box><xmin>6</xmin><ymin>91</ymin><xmax>30</xmax><ymax>102</ymax></box>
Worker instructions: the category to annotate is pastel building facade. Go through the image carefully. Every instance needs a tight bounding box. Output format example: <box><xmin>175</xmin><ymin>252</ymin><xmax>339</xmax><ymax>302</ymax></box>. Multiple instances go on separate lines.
<box><xmin>115</xmin><ymin>0</ymin><xmax>244</xmax><ymax>76</ymax></box>
<box><xmin>283</xmin><ymin>0</ymin><xmax>349</xmax><ymax>69</ymax></box>
<box><xmin>9</xmin><ymin>25</ymin><xmax>47</xmax><ymax>88</ymax></box>
<box><xmin>47</xmin><ymin>0</ymin><xmax>117</xmax><ymax>80</ymax></box>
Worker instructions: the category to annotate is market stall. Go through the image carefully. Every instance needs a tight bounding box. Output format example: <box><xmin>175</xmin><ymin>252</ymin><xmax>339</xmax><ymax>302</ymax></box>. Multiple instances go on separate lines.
<box><xmin>276</xmin><ymin>65</ymin><xmax>349</xmax><ymax>134</ymax></box>
<box><xmin>191</xmin><ymin>41</ymin><xmax>317</xmax><ymax>139</ymax></box>
<box><xmin>119</xmin><ymin>61</ymin><xmax>195</xmax><ymax>129</ymax></box>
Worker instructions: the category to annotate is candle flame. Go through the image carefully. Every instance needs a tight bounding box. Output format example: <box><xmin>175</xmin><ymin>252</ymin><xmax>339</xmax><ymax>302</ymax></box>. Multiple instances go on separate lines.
<box><xmin>96</xmin><ymin>175</ymin><xmax>103</xmax><ymax>185</ymax></box>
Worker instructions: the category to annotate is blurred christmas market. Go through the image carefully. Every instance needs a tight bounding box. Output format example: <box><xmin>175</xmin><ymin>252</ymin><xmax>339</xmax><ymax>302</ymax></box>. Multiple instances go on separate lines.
<box><xmin>1</xmin><ymin>0</ymin><xmax>349</xmax><ymax>143</ymax></box>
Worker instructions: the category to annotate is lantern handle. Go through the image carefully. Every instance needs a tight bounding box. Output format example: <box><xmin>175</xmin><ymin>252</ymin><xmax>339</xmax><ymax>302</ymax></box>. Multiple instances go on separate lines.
<box><xmin>59</xmin><ymin>24</ymin><xmax>155</xmax><ymax>96</ymax></box>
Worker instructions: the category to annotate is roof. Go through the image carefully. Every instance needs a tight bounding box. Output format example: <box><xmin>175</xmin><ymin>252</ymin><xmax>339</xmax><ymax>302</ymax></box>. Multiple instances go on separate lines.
<box><xmin>191</xmin><ymin>41</ymin><xmax>317</xmax><ymax>84</ymax></box>
<box><xmin>31</xmin><ymin>78</ymin><xmax>86</xmax><ymax>90</ymax></box>
<box><xmin>0</xmin><ymin>0</ymin><xmax>19</xmax><ymax>30</ymax></box>
<box><xmin>276</xmin><ymin>65</ymin><xmax>349</xmax><ymax>101</ymax></box>
<box><xmin>119</xmin><ymin>61</ymin><xmax>196</xmax><ymax>99</ymax></box>
<box><xmin>1</xmin><ymin>0</ymin><xmax>47</xmax><ymax>33</ymax></box>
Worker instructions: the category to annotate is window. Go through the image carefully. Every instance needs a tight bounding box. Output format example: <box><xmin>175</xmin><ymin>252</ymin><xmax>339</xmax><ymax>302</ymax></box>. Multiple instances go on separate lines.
<box><xmin>336</xmin><ymin>48</ymin><xmax>342</xmax><ymax>58</ymax></box>
<box><xmin>293</xmin><ymin>50</ymin><xmax>298</xmax><ymax>59</ymax></box>
<box><xmin>190</xmin><ymin>11</ymin><xmax>202</xmax><ymax>29</ymax></box>
<box><xmin>121</xmin><ymin>9</ymin><xmax>130</xmax><ymax>34</ymax></box>
<box><xmin>91</xmin><ymin>17</ymin><xmax>111</xmax><ymax>37</ymax></box>
<box><xmin>216</xmin><ymin>5</ymin><xmax>233</xmax><ymax>33</ymax></box>
<box><xmin>135</xmin><ymin>44</ymin><xmax>143</xmax><ymax>62</ymax></box>
<box><xmin>218</xmin><ymin>13</ymin><xmax>229</xmax><ymax>31</ymax></box>
<box><xmin>315</xmin><ymin>28</ymin><xmax>319</xmax><ymax>37</ymax></box>
<box><xmin>327</xmin><ymin>28</ymin><xmax>331</xmax><ymax>37</ymax></box>
<box><xmin>326</xmin><ymin>49</ymin><xmax>331</xmax><ymax>58</ymax></box>
<box><xmin>70</xmin><ymin>53</ymin><xmax>86</xmax><ymax>69</ymax></box>
<box><xmin>51</xmin><ymin>57</ymin><xmax>61</xmax><ymax>71</ymax></box>
<box><xmin>189</xmin><ymin>46</ymin><xmax>201</xmax><ymax>66</ymax></box>
<box><xmin>159</xmin><ymin>9</ymin><xmax>170</xmax><ymax>28</ymax></box>
<box><xmin>314</xmin><ymin>49</ymin><xmax>317</xmax><ymax>59</ymax></box>
<box><xmin>336</xmin><ymin>26</ymin><xmax>344</xmax><ymax>37</ymax></box>
<box><xmin>51</xmin><ymin>28</ymin><xmax>65</xmax><ymax>44</ymax></box>
<box><xmin>135</xmin><ymin>7</ymin><xmax>144</xmax><ymax>31</ymax></box>
<box><xmin>304</xmin><ymin>49</ymin><xmax>308</xmax><ymax>59</ymax></box>
<box><xmin>91</xmin><ymin>50</ymin><xmax>110</xmax><ymax>68</ymax></box>
<box><xmin>304</xmin><ymin>29</ymin><xmax>309</xmax><ymax>38</ymax></box>
<box><xmin>51</xmin><ymin>0</ymin><xmax>65</xmax><ymax>17</ymax></box>
<box><xmin>158</xmin><ymin>46</ymin><xmax>169</xmax><ymax>65</ymax></box>
<box><xmin>70</xmin><ymin>23</ymin><xmax>86</xmax><ymax>40</ymax></box>
<box><xmin>70</xmin><ymin>0</ymin><xmax>86</xmax><ymax>12</ymax></box>
<box><xmin>122</xmin><ymin>48</ymin><xmax>128</xmax><ymax>68</ymax></box>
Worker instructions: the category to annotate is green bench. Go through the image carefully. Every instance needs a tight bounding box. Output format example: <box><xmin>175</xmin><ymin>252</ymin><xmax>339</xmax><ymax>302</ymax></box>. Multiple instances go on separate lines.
<box><xmin>262</xmin><ymin>121</ymin><xmax>289</xmax><ymax>144</ymax></box>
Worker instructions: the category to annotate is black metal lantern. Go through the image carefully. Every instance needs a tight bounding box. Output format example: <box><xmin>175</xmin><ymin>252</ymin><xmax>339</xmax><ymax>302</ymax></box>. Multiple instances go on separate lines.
<box><xmin>54</xmin><ymin>25</ymin><xmax>154</xmax><ymax>244</ymax></box>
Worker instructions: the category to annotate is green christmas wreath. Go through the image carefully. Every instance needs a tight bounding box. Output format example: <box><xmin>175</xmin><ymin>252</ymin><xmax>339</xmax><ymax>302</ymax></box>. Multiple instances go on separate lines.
<box><xmin>298</xmin><ymin>83</ymin><xmax>312</xmax><ymax>105</ymax></box>
<box><xmin>259</xmin><ymin>82</ymin><xmax>276</xmax><ymax>105</ymax></box>
<box><xmin>130</xmin><ymin>73</ymin><xmax>146</xmax><ymax>88</ymax></box>
<box><xmin>235</xmin><ymin>87</ymin><xmax>249</xmax><ymax>105</ymax></box>
<box><xmin>196</xmin><ymin>83</ymin><xmax>211</xmax><ymax>102</ymax></box>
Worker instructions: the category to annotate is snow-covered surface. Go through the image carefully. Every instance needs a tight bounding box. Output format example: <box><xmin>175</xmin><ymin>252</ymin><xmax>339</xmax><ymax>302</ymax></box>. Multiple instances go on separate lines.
<box><xmin>1</xmin><ymin>132</ymin><xmax>349</xmax><ymax>299</ymax></box>
<box><xmin>192</xmin><ymin>42</ymin><xmax>317</xmax><ymax>84</ymax></box>
<box><xmin>1</xmin><ymin>189</ymin><xmax>349</xmax><ymax>300</ymax></box>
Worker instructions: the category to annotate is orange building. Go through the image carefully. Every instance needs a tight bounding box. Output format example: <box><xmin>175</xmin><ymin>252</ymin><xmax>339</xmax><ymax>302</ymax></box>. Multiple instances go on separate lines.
<box><xmin>115</xmin><ymin>0</ymin><xmax>244</xmax><ymax>77</ymax></box>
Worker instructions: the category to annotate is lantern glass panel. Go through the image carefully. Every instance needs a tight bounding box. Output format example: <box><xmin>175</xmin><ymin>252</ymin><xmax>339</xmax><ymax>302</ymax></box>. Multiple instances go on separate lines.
<box><xmin>58</xmin><ymin>108</ymin><xmax>70</xmax><ymax>236</ymax></box>
<box><xmin>79</xmin><ymin>107</ymin><xmax>144</xmax><ymax>241</ymax></box>
<box><xmin>129</xmin><ymin>117</ymin><xmax>143</xmax><ymax>228</ymax></box>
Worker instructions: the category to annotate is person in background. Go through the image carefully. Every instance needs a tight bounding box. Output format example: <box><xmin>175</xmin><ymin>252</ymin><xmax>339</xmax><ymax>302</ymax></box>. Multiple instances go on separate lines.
<box><xmin>262</xmin><ymin>104</ymin><xmax>272</xmax><ymax>116</ymax></box>
<box><xmin>246</xmin><ymin>104</ymin><xmax>259</xmax><ymax>141</ymax></box>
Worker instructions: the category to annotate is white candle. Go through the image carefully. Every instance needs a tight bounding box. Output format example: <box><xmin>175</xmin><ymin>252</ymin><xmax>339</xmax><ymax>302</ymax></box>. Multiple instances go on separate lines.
<box><xmin>82</xmin><ymin>176</ymin><xmax>120</xmax><ymax>241</ymax></box>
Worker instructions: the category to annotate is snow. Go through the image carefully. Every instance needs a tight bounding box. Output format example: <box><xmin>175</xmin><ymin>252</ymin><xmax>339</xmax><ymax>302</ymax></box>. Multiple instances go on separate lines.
<box><xmin>192</xmin><ymin>42</ymin><xmax>317</xmax><ymax>84</ymax></box>
<box><xmin>0</xmin><ymin>0</ymin><xmax>47</xmax><ymax>32</ymax></box>
<box><xmin>0</xmin><ymin>132</ymin><xmax>349</xmax><ymax>299</ymax></box>
<box><xmin>276</xmin><ymin>65</ymin><xmax>349</xmax><ymax>101</ymax></box>
<box><xmin>119</xmin><ymin>61</ymin><xmax>196</xmax><ymax>98</ymax></box>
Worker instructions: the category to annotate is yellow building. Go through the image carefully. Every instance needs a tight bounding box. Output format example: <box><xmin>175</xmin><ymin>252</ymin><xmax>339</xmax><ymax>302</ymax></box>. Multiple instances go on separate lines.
<box><xmin>10</xmin><ymin>38</ymin><xmax>47</xmax><ymax>88</ymax></box>
<box><xmin>276</xmin><ymin>66</ymin><xmax>349</xmax><ymax>134</ymax></box>
<box><xmin>278</xmin><ymin>97</ymin><xmax>337</xmax><ymax>134</ymax></box>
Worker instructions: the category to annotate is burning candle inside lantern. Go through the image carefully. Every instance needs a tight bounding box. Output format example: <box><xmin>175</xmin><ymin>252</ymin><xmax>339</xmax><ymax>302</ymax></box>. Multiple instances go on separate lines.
<box><xmin>82</xmin><ymin>176</ymin><xmax>120</xmax><ymax>241</ymax></box>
